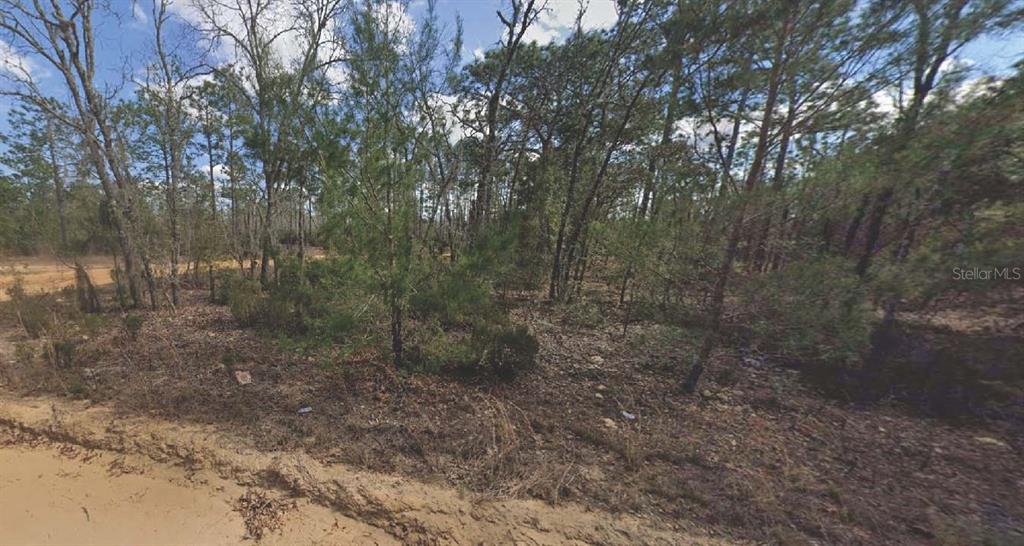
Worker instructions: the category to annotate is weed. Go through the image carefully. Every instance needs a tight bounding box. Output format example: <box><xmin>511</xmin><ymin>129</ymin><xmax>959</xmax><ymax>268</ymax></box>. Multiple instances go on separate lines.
<box><xmin>123</xmin><ymin>314</ymin><xmax>144</xmax><ymax>341</ymax></box>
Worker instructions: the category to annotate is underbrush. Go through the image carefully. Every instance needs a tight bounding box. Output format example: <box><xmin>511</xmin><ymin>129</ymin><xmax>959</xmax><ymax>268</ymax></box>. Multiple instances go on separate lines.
<box><xmin>1</xmin><ymin>277</ymin><xmax>111</xmax><ymax>397</ymax></box>
<box><xmin>216</xmin><ymin>257</ymin><xmax>539</xmax><ymax>380</ymax></box>
<box><xmin>737</xmin><ymin>257</ymin><xmax>873</xmax><ymax>368</ymax></box>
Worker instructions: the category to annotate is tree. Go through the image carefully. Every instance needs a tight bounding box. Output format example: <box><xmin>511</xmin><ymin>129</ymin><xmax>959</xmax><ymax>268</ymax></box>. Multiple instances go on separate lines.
<box><xmin>1</xmin><ymin>0</ymin><xmax>156</xmax><ymax>307</ymax></box>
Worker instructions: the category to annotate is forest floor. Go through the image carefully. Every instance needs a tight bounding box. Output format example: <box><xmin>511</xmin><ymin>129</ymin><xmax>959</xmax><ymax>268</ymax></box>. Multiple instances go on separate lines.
<box><xmin>1</xmin><ymin>287</ymin><xmax>1023</xmax><ymax>545</ymax></box>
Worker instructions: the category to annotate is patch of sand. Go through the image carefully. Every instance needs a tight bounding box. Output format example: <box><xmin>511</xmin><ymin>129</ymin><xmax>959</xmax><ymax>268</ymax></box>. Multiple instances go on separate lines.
<box><xmin>0</xmin><ymin>256</ymin><xmax>115</xmax><ymax>301</ymax></box>
<box><xmin>0</xmin><ymin>442</ymin><xmax>395</xmax><ymax>546</ymax></box>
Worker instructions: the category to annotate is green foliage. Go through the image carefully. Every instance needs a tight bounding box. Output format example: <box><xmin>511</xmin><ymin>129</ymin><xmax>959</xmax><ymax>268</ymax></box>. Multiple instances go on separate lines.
<box><xmin>13</xmin><ymin>341</ymin><xmax>35</xmax><ymax>368</ymax></box>
<box><xmin>4</xmin><ymin>277</ymin><xmax>53</xmax><ymax>339</ymax></box>
<box><xmin>227</xmin><ymin>278</ymin><xmax>265</xmax><ymax>326</ymax></box>
<box><xmin>210</xmin><ymin>269</ymin><xmax>240</xmax><ymax>305</ymax></box>
<box><xmin>410</xmin><ymin>265</ymin><xmax>499</xmax><ymax>327</ymax></box>
<box><xmin>563</xmin><ymin>299</ymin><xmax>604</xmax><ymax>329</ymax></box>
<box><xmin>476</xmin><ymin>324</ymin><xmax>540</xmax><ymax>379</ymax></box>
<box><xmin>123</xmin><ymin>314</ymin><xmax>145</xmax><ymax>341</ymax></box>
<box><xmin>45</xmin><ymin>339</ymin><xmax>77</xmax><ymax>369</ymax></box>
<box><xmin>739</xmin><ymin>257</ymin><xmax>872</xmax><ymax>366</ymax></box>
<box><xmin>406</xmin><ymin>321</ymin><xmax>539</xmax><ymax>380</ymax></box>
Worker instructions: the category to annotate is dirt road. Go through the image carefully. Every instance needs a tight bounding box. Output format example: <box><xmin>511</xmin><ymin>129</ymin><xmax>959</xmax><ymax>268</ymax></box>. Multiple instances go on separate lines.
<box><xmin>0</xmin><ymin>394</ymin><xmax>730</xmax><ymax>546</ymax></box>
<box><xmin>0</xmin><ymin>442</ymin><xmax>393</xmax><ymax>546</ymax></box>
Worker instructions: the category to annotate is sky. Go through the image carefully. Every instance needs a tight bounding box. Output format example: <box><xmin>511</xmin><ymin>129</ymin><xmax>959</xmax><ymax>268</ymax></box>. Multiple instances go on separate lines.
<box><xmin>1</xmin><ymin>0</ymin><xmax>1022</xmax><ymax>151</ymax></box>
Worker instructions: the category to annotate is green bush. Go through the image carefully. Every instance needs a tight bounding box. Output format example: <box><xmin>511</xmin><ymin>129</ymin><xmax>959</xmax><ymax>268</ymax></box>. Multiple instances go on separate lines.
<box><xmin>227</xmin><ymin>279</ymin><xmax>265</xmax><ymax>326</ymax></box>
<box><xmin>123</xmin><ymin>314</ymin><xmax>144</xmax><ymax>341</ymax></box>
<box><xmin>403</xmin><ymin>321</ymin><xmax>539</xmax><ymax>380</ymax></box>
<box><xmin>479</xmin><ymin>325</ymin><xmax>540</xmax><ymax>379</ymax></box>
<box><xmin>410</xmin><ymin>268</ymin><xmax>498</xmax><ymax>326</ymax></box>
<box><xmin>563</xmin><ymin>299</ymin><xmax>604</xmax><ymax>329</ymax></box>
<box><xmin>46</xmin><ymin>339</ymin><xmax>77</xmax><ymax>368</ymax></box>
<box><xmin>739</xmin><ymin>257</ymin><xmax>872</xmax><ymax>366</ymax></box>
<box><xmin>4</xmin><ymin>277</ymin><xmax>53</xmax><ymax>339</ymax></box>
<box><xmin>211</xmin><ymin>269</ymin><xmax>242</xmax><ymax>305</ymax></box>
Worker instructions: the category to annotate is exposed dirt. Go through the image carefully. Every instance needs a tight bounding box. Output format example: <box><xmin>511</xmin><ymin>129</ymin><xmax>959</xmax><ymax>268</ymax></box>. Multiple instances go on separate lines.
<box><xmin>0</xmin><ymin>255</ymin><xmax>116</xmax><ymax>301</ymax></box>
<box><xmin>0</xmin><ymin>394</ymin><xmax>727</xmax><ymax>546</ymax></box>
<box><xmin>2</xmin><ymin>288</ymin><xmax>1023</xmax><ymax>544</ymax></box>
<box><xmin>0</xmin><ymin>432</ymin><xmax>394</xmax><ymax>545</ymax></box>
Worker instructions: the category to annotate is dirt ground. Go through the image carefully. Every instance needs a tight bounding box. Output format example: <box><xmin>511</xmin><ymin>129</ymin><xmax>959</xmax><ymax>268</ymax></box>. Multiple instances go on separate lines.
<box><xmin>0</xmin><ymin>255</ymin><xmax>116</xmax><ymax>301</ymax></box>
<box><xmin>0</xmin><ymin>394</ymin><xmax>723</xmax><ymax>546</ymax></box>
<box><xmin>1</xmin><ymin>288</ymin><xmax>1023</xmax><ymax>545</ymax></box>
<box><xmin>0</xmin><ymin>430</ymin><xmax>395</xmax><ymax>545</ymax></box>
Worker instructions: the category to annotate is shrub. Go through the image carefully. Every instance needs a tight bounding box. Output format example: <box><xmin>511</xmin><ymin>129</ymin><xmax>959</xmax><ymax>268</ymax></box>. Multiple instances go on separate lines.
<box><xmin>473</xmin><ymin>324</ymin><xmax>540</xmax><ymax>379</ymax></box>
<box><xmin>4</xmin><ymin>277</ymin><xmax>53</xmax><ymax>339</ymax></box>
<box><xmin>563</xmin><ymin>299</ymin><xmax>604</xmax><ymax>329</ymax></box>
<box><xmin>227</xmin><ymin>279</ymin><xmax>265</xmax><ymax>326</ymax></box>
<box><xmin>211</xmin><ymin>269</ymin><xmax>241</xmax><ymax>305</ymax></box>
<box><xmin>410</xmin><ymin>269</ymin><xmax>498</xmax><ymax>327</ymax></box>
<box><xmin>123</xmin><ymin>314</ymin><xmax>144</xmax><ymax>341</ymax></box>
<box><xmin>739</xmin><ymin>256</ymin><xmax>872</xmax><ymax>366</ymax></box>
<box><xmin>45</xmin><ymin>339</ymin><xmax>77</xmax><ymax>368</ymax></box>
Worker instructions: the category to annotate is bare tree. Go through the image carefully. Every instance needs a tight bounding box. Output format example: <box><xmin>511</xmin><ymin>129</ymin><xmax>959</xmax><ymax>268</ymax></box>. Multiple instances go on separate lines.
<box><xmin>188</xmin><ymin>0</ymin><xmax>347</xmax><ymax>285</ymax></box>
<box><xmin>0</xmin><ymin>0</ymin><xmax>155</xmax><ymax>307</ymax></box>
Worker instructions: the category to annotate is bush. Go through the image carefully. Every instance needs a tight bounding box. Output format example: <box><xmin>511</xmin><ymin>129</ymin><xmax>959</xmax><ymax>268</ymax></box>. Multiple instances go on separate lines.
<box><xmin>480</xmin><ymin>325</ymin><xmax>540</xmax><ymax>379</ymax></box>
<box><xmin>227</xmin><ymin>279</ymin><xmax>265</xmax><ymax>326</ymax></box>
<box><xmin>403</xmin><ymin>321</ymin><xmax>539</xmax><ymax>380</ymax></box>
<box><xmin>123</xmin><ymin>314</ymin><xmax>144</xmax><ymax>341</ymax></box>
<box><xmin>563</xmin><ymin>299</ymin><xmax>604</xmax><ymax>329</ymax></box>
<box><xmin>410</xmin><ymin>269</ymin><xmax>499</xmax><ymax>327</ymax></box>
<box><xmin>739</xmin><ymin>257</ymin><xmax>872</xmax><ymax>366</ymax></box>
<box><xmin>4</xmin><ymin>277</ymin><xmax>53</xmax><ymax>339</ymax></box>
<box><xmin>45</xmin><ymin>339</ymin><xmax>77</xmax><ymax>368</ymax></box>
<box><xmin>211</xmin><ymin>269</ymin><xmax>241</xmax><ymax>305</ymax></box>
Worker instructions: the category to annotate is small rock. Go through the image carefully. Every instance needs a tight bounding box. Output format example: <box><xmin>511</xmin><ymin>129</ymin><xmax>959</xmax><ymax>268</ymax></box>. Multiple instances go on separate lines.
<box><xmin>975</xmin><ymin>436</ymin><xmax>1008</xmax><ymax>448</ymax></box>
<box><xmin>234</xmin><ymin>370</ymin><xmax>253</xmax><ymax>385</ymax></box>
<box><xmin>601</xmin><ymin>418</ymin><xmax>617</xmax><ymax>429</ymax></box>
<box><xmin>621</xmin><ymin>411</ymin><xmax>636</xmax><ymax>421</ymax></box>
<box><xmin>297</xmin><ymin>405</ymin><xmax>313</xmax><ymax>415</ymax></box>
<box><xmin>742</xmin><ymin>355</ymin><xmax>765</xmax><ymax>367</ymax></box>
<box><xmin>589</xmin><ymin>355</ymin><xmax>604</xmax><ymax>365</ymax></box>
<box><xmin>596</xmin><ymin>384</ymin><xmax>607</xmax><ymax>392</ymax></box>
<box><xmin>595</xmin><ymin>393</ymin><xmax>604</xmax><ymax>399</ymax></box>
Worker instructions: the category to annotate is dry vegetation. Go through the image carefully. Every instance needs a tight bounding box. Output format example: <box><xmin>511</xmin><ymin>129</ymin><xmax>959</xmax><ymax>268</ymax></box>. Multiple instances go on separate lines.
<box><xmin>3</xmin><ymin>284</ymin><xmax>1021</xmax><ymax>545</ymax></box>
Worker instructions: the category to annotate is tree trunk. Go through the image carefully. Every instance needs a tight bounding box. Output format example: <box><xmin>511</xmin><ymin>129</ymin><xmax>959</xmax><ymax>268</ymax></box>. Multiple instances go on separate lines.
<box><xmin>684</xmin><ymin>14</ymin><xmax>791</xmax><ymax>393</ymax></box>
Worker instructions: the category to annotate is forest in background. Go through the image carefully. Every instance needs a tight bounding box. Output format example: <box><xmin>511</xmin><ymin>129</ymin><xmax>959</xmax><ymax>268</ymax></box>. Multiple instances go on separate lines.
<box><xmin>3</xmin><ymin>0</ymin><xmax>1021</xmax><ymax>391</ymax></box>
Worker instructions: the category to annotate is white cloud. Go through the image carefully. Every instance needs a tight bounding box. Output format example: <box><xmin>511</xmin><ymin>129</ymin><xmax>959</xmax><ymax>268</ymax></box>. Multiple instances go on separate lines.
<box><xmin>429</xmin><ymin>93</ymin><xmax>472</xmax><ymax>143</ymax></box>
<box><xmin>374</xmin><ymin>1</ymin><xmax>415</xmax><ymax>43</ymax></box>
<box><xmin>870</xmin><ymin>88</ymin><xmax>900</xmax><ymax>119</ymax></box>
<box><xmin>521</xmin><ymin>0</ymin><xmax>618</xmax><ymax>45</ymax></box>
<box><xmin>0</xmin><ymin>40</ymin><xmax>35</xmax><ymax>78</ymax></box>
<box><xmin>168</xmin><ymin>0</ymin><xmax>306</xmax><ymax>68</ymax></box>
<box><xmin>473</xmin><ymin>47</ymin><xmax>485</xmax><ymax>61</ymax></box>
<box><xmin>167</xmin><ymin>0</ymin><xmax>347</xmax><ymax>88</ymax></box>
<box><xmin>953</xmin><ymin>76</ymin><xmax>1002</xmax><ymax>104</ymax></box>
<box><xmin>132</xmin><ymin>1</ymin><xmax>149</xmax><ymax>24</ymax></box>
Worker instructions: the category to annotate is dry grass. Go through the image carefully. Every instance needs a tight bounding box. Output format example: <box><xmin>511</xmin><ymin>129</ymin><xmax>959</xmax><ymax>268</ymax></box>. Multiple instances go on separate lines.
<box><xmin>1</xmin><ymin>287</ymin><xmax>1022</xmax><ymax>544</ymax></box>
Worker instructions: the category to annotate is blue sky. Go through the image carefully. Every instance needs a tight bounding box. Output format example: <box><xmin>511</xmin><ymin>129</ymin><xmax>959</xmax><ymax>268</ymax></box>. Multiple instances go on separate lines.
<box><xmin>1</xmin><ymin>0</ymin><xmax>1022</xmax><ymax>147</ymax></box>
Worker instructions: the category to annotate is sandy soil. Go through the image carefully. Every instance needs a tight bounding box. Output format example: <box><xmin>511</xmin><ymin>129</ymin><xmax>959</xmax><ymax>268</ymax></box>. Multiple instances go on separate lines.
<box><xmin>0</xmin><ymin>256</ymin><xmax>115</xmax><ymax>301</ymax></box>
<box><xmin>0</xmin><ymin>441</ymin><xmax>394</xmax><ymax>546</ymax></box>
<box><xmin>0</xmin><ymin>394</ymin><xmax>729</xmax><ymax>546</ymax></box>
